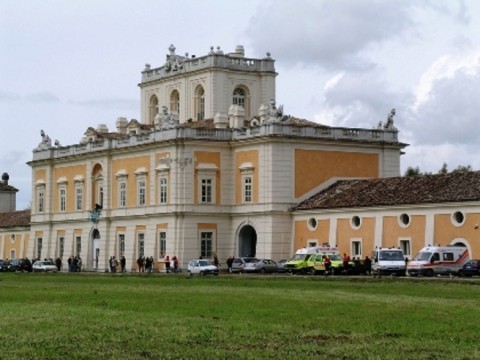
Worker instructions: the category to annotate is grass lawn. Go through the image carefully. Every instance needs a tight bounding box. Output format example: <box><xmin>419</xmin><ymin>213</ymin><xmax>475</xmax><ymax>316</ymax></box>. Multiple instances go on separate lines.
<box><xmin>0</xmin><ymin>273</ymin><xmax>479</xmax><ymax>359</ymax></box>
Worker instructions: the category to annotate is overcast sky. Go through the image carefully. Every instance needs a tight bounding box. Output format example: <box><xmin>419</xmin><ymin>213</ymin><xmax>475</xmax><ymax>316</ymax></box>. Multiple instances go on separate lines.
<box><xmin>2</xmin><ymin>0</ymin><xmax>480</xmax><ymax>210</ymax></box>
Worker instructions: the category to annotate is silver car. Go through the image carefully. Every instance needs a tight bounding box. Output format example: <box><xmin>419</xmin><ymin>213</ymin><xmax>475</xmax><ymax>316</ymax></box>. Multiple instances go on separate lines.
<box><xmin>32</xmin><ymin>260</ymin><xmax>58</xmax><ymax>272</ymax></box>
<box><xmin>231</xmin><ymin>257</ymin><xmax>258</xmax><ymax>273</ymax></box>
<box><xmin>243</xmin><ymin>258</ymin><xmax>278</xmax><ymax>273</ymax></box>
<box><xmin>187</xmin><ymin>259</ymin><xmax>219</xmax><ymax>276</ymax></box>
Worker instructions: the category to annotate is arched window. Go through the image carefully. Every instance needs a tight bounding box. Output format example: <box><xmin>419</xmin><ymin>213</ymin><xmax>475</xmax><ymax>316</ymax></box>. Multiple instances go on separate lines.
<box><xmin>170</xmin><ymin>90</ymin><xmax>180</xmax><ymax>114</ymax></box>
<box><xmin>232</xmin><ymin>86</ymin><xmax>250</xmax><ymax>118</ymax></box>
<box><xmin>148</xmin><ymin>95</ymin><xmax>159</xmax><ymax>125</ymax></box>
<box><xmin>194</xmin><ymin>85</ymin><xmax>205</xmax><ymax>120</ymax></box>
<box><xmin>233</xmin><ymin>87</ymin><xmax>245</xmax><ymax>108</ymax></box>
<box><xmin>91</xmin><ymin>163</ymin><xmax>104</xmax><ymax>208</ymax></box>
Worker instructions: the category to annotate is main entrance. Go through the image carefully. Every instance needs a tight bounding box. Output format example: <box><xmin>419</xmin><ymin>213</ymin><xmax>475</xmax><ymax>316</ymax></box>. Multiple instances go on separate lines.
<box><xmin>238</xmin><ymin>225</ymin><xmax>257</xmax><ymax>257</ymax></box>
<box><xmin>91</xmin><ymin>228</ymin><xmax>100</xmax><ymax>271</ymax></box>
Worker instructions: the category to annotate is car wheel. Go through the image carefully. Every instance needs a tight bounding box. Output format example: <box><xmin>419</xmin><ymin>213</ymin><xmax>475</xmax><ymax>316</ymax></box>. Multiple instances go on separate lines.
<box><xmin>200</xmin><ymin>271</ymin><xmax>205</xmax><ymax>276</ymax></box>
<box><xmin>424</xmin><ymin>269</ymin><xmax>435</xmax><ymax>277</ymax></box>
<box><xmin>260</xmin><ymin>268</ymin><xmax>266</xmax><ymax>274</ymax></box>
<box><xmin>188</xmin><ymin>271</ymin><xmax>193</xmax><ymax>276</ymax></box>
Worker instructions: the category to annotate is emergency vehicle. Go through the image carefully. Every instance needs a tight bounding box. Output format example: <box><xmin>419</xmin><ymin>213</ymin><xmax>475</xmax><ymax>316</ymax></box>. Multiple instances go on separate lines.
<box><xmin>371</xmin><ymin>247</ymin><xmax>406</xmax><ymax>276</ymax></box>
<box><xmin>407</xmin><ymin>245</ymin><xmax>469</xmax><ymax>277</ymax></box>
<box><xmin>285</xmin><ymin>246</ymin><xmax>339</xmax><ymax>274</ymax></box>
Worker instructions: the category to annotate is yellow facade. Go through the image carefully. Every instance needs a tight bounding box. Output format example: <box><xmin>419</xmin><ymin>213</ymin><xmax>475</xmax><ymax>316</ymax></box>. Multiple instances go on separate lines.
<box><xmin>194</xmin><ymin>151</ymin><xmax>221</xmax><ymax>205</ymax></box>
<box><xmin>235</xmin><ymin>150</ymin><xmax>259</xmax><ymax>204</ymax></box>
<box><xmin>294</xmin><ymin>149</ymin><xmax>378</xmax><ymax>198</ymax></box>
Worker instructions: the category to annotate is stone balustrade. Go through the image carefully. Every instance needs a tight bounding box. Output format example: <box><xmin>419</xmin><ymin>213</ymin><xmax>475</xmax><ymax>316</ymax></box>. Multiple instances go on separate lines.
<box><xmin>31</xmin><ymin>124</ymin><xmax>399</xmax><ymax>161</ymax></box>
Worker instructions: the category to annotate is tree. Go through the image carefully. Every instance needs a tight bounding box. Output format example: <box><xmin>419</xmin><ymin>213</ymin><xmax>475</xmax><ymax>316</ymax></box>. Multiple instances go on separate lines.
<box><xmin>404</xmin><ymin>166</ymin><xmax>421</xmax><ymax>176</ymax></box>
<box><xmin>452</xmin><ymin>165</ymin><xmax>473</xmax><ymax>173</ymax></box>
<box><xmin>438</xmin><ymin>163</ymin><xmax>448</xmax><ymax>174</ymax></box>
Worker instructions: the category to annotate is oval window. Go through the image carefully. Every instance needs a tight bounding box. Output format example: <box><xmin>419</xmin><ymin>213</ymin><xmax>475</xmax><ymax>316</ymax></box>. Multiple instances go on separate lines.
<box><xmin>399</xmin><ymin>213</ymin><xmax>410</xmax><ymax>227</ymax></box>
<box><xmin>351</xmin><ymin>216</ymin><xmax>361</xmax><ymax>229</ymax></box>
<box><xmin>308</xmin><ymin>218</ymin><xmax>318</xmax><ymax>231</ymax></box>
<box><xmin>452</xmin><ymin>211</ymin><xmax>465</xmax><ymax>226</ymax></box>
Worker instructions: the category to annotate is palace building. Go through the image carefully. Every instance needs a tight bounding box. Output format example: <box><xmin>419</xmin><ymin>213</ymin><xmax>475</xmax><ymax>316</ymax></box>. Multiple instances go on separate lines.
<box><xmin>26</xmin><ymin>44</ymin><xmax>407</xmax><ymax>271</ymax></box>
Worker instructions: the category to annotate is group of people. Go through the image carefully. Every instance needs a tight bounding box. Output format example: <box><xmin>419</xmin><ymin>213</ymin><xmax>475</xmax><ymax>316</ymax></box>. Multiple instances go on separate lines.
<box><xmin>133</xmin><ymin>255</ymin><xmax>179</xmax><ymax>273</ymax></box>
<box><xmin>66</xmin><ymin>255</ymin><xmax>82</xmax><ymax>272</ymax></box>
<box><xmin>109</xmin><ymin>256</ymin><xmax>127</xmax><ymax>273</ymax></box>
<box><xmin>321</xmin><ymin>253</ymin><xmax>373</xmax><ymax>275</ymax></box>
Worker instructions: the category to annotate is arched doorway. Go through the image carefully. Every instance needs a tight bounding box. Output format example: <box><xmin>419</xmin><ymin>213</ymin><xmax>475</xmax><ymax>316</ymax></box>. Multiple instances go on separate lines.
<box><xmin>91</xmin><ymin>228</ymin><xmax>101</xmax><ymax>271</ymax></box>
<box><xmin>238</xmin><ymin>225</ymin><xmax>257</xmax><ymax>257</ymax></box>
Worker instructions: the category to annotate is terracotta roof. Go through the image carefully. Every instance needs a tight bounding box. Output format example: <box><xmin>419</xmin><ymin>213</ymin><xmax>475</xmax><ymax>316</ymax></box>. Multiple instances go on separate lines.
<box><xmin>0</xmin><ymin>209</ymin><xmax>31</xmax><ymax>228</ymax></box>
<box><xmin>293</xmin><ymin>171</ymin><xmax>480</xmax><ymax>210</ymax></box>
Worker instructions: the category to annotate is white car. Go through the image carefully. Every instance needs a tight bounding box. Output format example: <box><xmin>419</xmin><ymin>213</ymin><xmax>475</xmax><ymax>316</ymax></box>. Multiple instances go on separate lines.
<box><xmin>187</xmin><ymin>259</ymin><xmax>219</xmax><ymax>276</ymax></box>
<box><xmin>33</xmin><ymin>260</ymin><xmax>58</xmax><ymax>272</ymax></box>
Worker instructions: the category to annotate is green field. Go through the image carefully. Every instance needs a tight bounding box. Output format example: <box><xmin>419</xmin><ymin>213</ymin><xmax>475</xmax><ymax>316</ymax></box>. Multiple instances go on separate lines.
<box><xmin>0</xmin><ymin>273</ymin><xmax>479</xmax><ymax>359</ymax></box>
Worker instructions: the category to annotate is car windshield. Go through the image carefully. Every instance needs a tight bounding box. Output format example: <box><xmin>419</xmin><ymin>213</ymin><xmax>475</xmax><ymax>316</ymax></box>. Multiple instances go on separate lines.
<box><xmin>198</xmin><ymin>260</ymin><xmax>211</xmax><ymax>266</ymax></box>
<box><xmin>243</xmin><ymin>258</ymin><xmax>258</xmax><ymax>263</ymax></box>
<box><xmin>289</xmin><ymin>254</ymin><xmax>307</xmax><ymax>261</ymax></box>
<box><xmin>328</xmin><ymin>254</ymin><xmax>342</xmax><ymax>261</ymax></box>
<box><xmin>42</xmin><ymin>261</ymin><xmax>54</xmax><ymax>265</ymax></box>
<box><xmin>413</xmin><ymin>252</ymin><xmax>432</xmax><ymax>261</ymax></box>
<box><xmin>379</xmin><ymin>251</ymin><xmax>404</xmax><ymax>261</ymax></box>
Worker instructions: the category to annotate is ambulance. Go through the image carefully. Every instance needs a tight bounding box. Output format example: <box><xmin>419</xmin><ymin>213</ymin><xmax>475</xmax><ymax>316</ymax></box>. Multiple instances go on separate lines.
<box><xmin>407</xmin><ymin>245</ymin><xmax>470</xmax><ymax>277</ymax></box>
<box><xmin>284</xmin><ymin>246</ymin><xmax>339</xmax><ymax>274</ymax></box>
<box><xmin>371</xmin><ymin>247</ymin><xmax>406</xmax><ymax>276</ymax></box>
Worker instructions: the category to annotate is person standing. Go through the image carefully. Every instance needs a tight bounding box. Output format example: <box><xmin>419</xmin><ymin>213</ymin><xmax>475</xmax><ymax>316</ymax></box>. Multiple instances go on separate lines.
<box><xmin>173</xmin><ymin>256</ymin><xmax>179</xmax><ymax>273</ymax></box>
<box><xmin>323</xmin><ymin>255</ymin><xmax>331</xmax><ymax>275</ymax></box>
<box><xmin>120</xmin><ymin>256</ymin><xmax>126</xmax><ymax>273</ymax></box>
<box><xmin>165</xmin><ymin>255</ymin><xmax>171</xmax><ymax>273</ymax></box>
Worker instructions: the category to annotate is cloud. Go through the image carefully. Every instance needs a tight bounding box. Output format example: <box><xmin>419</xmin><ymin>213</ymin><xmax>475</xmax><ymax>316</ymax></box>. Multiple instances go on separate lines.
<box><xmin>314</xmin><ymin>68</ymin><xmax>409</xmax><ymax>129</ymax></box>
<box><xmin>408</xmin><ymin>50</ymin><xmax>480</xmax><ymax>146</ymax></box>
<box><xmin>246</xmin><ymin>0</ymin><xmax>416</xmax><ymax>70</ymax></box>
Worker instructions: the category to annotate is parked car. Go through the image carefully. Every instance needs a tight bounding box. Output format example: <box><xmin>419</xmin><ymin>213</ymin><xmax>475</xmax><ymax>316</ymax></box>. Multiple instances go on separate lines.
<box><xmin>187</xmin><ymin>259</ymin><xmax>219</xmax><ymax>276</ymax></box>
<box><xmin>243</xmin><ymin>258</ymin><xmax>278</xmax><ymax>273</ymax></box>
<box><xmin>277</xmin><ymin>259</ymin><xmax>288</xmax><ymax>273</ymax></box>
<box><xmin>32</xmin><ymin>260</ymin><xmax>58</xmax><ymax>272</ymax></box>
<box><xmin>9</xmin><ymin>258</ymin><xmax>33</xmax><ymax>272</ymax></box>
<box><xmin>459</xmin><ymin>259</ymin><xmax>480</xmax><ymax>277</ymax></box>
<box><xmin>0</xmin><ymin>259</ymin><xmax>10</xmax><ymax>272</ymax></box>
<box><xmin>231</xmin><ymin>257</ymin><xmax>258</xmax><ymax>273</ymax></box>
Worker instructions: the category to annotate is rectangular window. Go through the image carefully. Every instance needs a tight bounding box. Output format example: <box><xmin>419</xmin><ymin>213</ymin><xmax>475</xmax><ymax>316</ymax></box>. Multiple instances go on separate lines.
<box><xmin>308</xmin><ymin>240</ymin><xmax>318</xmax><ymax>247</ymax></box>
<box><xmin>76</xmin><ymin>236</ymin><xmax>82</xmax><ymax>257</ymax></box>
<box><xmin>118</xmin><ymin>234</ymin><xmax>125</xmax><ymax>257</ymax></box>
<box><xmin>159</xmin><ymin>177</ymin><xmax>168</xmax><ymax>204</ymax></box>
<box><xmin>351</xmin><ymin>240</ymin><xmax>362</xmax><ymax>257</ymax></box>
<box><xmin>159</xmin><ymin>232</ymin><xmax>166</xmax><ymax>258</ymax></box>
<box><xmin>60</xmin><ymin>188</ymin><xmax>66</xmax><ymax>212</ymax></box>
<box><xmin>119</xmin><ymin>181</ymin><xmax>127</xmax><ymax>208</ymax></box>
<box><xmin>243</xmin><ymin>176</ymin><xmax>252</xmax><ymax>203</ymax></box>
<box><xmin>76</xmin><ymin>185</ymin><xmax>83</xmax><ymax>211</ymax></box>
<box><xmin>138</xmin><ymin>180</ymin><xmax>146</xmax><ymax>206</ymax></box>
<box><xmin>138</xmin><ymin>233</ymin><xmax>145</xmax><ymax>258</ymax></box>
<box><xmin>399</xmin><ymin>240</ymin><xmax>411</xmax><ymax>257</ymax></box>
<box><xmin>201</xmin><ymin>178</ymin><xmax>213</xmax><ymax>203</ymax></box>
<box><xmin>37</xmin><ymin>187</ymin><xmax>44</xmax><ymax>213</ymax></box>
<box><xmin>10</xmin><ymin>249</ymin><xmax>16</xmax><ymax>259</ymax></box>
<box><xmin>200</xmin><ymin>232</ymin><xmax>213</xmax><ymax>258</ymax></box>
<box><xmin>36</xmin><ymin>238</ymin><xmax>43</xmax><ymax>259</ymax></box>
<box><xmin>98</xmin><ymin>184</ymin><xmax>104</xmax><ymax>207</ymax></box>
<box><xmin>58</xmin><ymin>236</ymin><xmax>65</xmax><ymax>258</ymax></box>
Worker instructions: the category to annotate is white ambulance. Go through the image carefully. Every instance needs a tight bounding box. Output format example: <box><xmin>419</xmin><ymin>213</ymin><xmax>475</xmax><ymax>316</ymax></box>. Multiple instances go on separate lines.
<box><xmin>371</xmin><ymin>247</ymin><xmax>406</xmax><ymax>276</ymax></box>
<box><xmin>407</xmin><ymin>246</ymin><xmax>469</xmax><ymax>277</ymax></box>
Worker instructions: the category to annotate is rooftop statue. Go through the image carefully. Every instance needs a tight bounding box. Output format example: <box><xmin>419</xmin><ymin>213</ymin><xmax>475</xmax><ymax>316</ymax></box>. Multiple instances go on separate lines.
<box><xmin>164</xmin><ymin>44</ymin><xmax>185</xmax><ymax>73</ymax></box>
<box><xmin>157</xmin><ymin>106</ymin><xmax>179</xmax><ymax>129</ymax></box>
<box><xmin>265</xmin><ymin>99</ymin><xmax>285</xmax><ymax>123</ymax></box>
<box><xmin>35</xmin><ymin>129</ymin><xmax>52</xmax><ymax>150</ymax></box>
<box><xmin>377</xmin><ymin>108</ymin><xmax>396</xmax><ymax>130</ymax></box>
